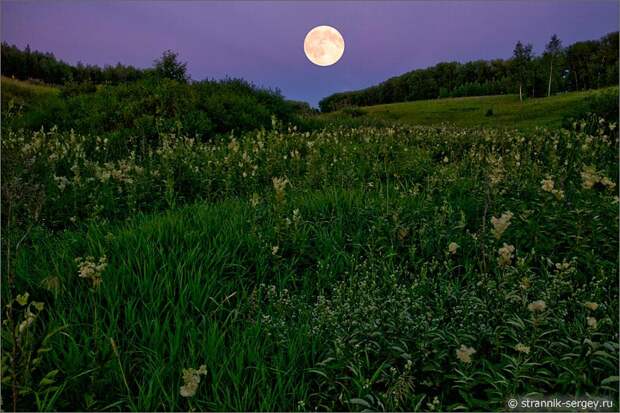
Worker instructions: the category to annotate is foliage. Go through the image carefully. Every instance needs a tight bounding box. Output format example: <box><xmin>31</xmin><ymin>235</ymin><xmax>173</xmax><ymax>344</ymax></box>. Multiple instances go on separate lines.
<box><xmin>3</xmin><ymin>76</ymin><xmax>299</xmax><ymax>142</ymax></box>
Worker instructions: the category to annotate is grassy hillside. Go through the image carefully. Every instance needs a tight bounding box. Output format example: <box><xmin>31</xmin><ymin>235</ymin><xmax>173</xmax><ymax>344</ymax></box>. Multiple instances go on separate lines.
<box><xmin>324</xmin><ymin>87</ymin><xmax>618</xmax><ymax>130</ymax></box>
<box><xmin>1</xmin><ymin>75</ymin><xmax>59</xmax><ymax>110</ymax></box>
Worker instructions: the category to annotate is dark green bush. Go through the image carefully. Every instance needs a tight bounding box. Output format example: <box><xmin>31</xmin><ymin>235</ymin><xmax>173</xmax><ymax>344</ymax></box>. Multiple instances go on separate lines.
<box><xmin>6</xmin><ymin>77</ymin><xmax>299</xmax><ymax>143</ymax></box>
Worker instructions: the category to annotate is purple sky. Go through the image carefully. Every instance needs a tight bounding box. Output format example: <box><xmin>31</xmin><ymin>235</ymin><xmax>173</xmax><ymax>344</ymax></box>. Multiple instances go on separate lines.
<box><xmin>2</xmin><ymin>1</ymin><xmax>618</xmax><ymax>106</ymax></box>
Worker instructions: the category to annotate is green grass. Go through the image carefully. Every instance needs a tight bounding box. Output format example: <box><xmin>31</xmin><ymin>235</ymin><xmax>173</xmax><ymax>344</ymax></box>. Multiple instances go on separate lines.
<box><xmin>323</xmin><ymin>87</ymin><xmax>618</xmax><ymax>130</ymax></box>
<box><xmin>3</xmin><ymin>118</ymin><xmax>618</xmax><ymax>411</ymax></box>
<box><xmin>1</xmin><ymin>76</ymin><xmax>59</xmax><ymax>109</ymax></box>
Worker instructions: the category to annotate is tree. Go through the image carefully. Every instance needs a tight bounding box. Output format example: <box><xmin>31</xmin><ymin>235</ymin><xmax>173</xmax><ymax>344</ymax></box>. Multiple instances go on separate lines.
<box><xmin>544</xmin><ymin>34</ymin><xmax>563</xmax><ymax>97</ymax></box>
<box><xmin>512</xmin><ymin>41</ymin><xmax>533</xmax><ymax>102</ymax></box>
<box><xmin>153</xmin><ymin>50</ymin><xmax>189</xmax><ymax>83</ymax></box>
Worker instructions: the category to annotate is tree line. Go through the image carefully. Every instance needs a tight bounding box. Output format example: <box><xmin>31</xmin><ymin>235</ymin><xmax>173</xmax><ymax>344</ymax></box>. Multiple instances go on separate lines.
<box><xmin>1</xmin><ymin>42</ymin><xmax>149</xmax><ymax>85</ymax></box>
<box><xmin>319</xmin><ymin>32</ymin><xmax>618</xmax><ymax>112</ymax></box>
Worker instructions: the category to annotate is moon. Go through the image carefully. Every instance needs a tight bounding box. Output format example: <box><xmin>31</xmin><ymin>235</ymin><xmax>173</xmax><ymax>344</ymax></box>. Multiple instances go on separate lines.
<box><xmin>304</xmin><ymin>25</ymin><xmax>345</xmax><ymax>66</ymax></box>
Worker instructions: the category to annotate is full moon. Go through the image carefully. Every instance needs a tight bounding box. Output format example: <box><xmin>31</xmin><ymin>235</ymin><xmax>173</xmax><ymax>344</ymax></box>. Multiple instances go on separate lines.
<box><xmin>304</xmin><ymin>25</ymin><xmax>345</xmax><ymax>66</ymax></box>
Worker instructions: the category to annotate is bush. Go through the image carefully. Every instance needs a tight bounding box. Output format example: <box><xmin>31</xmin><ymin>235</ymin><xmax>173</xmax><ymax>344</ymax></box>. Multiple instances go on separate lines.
<box><xmin>6</xmin><ymin>77</ymin><xmax>298</xmax><ymax>143</ymax></box>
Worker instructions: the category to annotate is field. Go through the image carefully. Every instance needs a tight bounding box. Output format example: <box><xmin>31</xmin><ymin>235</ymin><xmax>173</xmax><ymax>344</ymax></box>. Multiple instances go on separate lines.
<box><xmin>0</xmin><ymin>75</ymin><xmax>59</xmax><ymax>109</ymax></box>
<box><xmin>324</xmin><ymin>88</ymin><xmax>618</xmax><ymax>130</ymax></box>
<box><xmin>3</xmin><ymin>86</ymin><xmax>619</xmax><ymax>413</ymax></box>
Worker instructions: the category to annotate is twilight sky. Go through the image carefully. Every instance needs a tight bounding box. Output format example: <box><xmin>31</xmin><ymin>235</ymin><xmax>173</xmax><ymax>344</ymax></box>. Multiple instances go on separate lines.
<box><xmin>2</xmin><ymin>1</ymin><xmax>618</xmax><ymax>106</ymax></box>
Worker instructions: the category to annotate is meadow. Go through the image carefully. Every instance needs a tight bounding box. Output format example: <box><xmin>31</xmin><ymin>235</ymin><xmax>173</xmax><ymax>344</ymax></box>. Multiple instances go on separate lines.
<box><xmin>323</xmin><ymin>87</ymin><xmax>619</xmax><ymax>130</ymax></box>
<box><xmin>2</xmin><ymin>81</ymin><xmax>619</xmax><ymax>412</ymax></box>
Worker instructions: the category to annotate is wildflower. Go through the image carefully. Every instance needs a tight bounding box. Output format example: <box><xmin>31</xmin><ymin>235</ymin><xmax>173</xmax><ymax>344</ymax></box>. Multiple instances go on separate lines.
<box><xmin>271</xmin><ymin>245</ymin><xmax>279</xmax><ymax>255</ymax></box>
<box><xmin>581</xmin><ymin>166</ymin><xmax>615</xmax><ymax>190</ymax></box>
<box><xmin>497</xmin><ymin>243</ymin><xmax>515</xmax><ymax>267</ymax></box>
<box><xmin>584</xmin><ymin>302</ymin><xmax>599</xmax><ymax>311</ymax></box>
<box><xmin>519</xmin><ymin>276</ymin><xmax>530</xmax><ymax>290</ymax></box>
<box><xmin>250</xmin><ymin>192</ymin><xmax>260</xmax><ymax>207</ymax></box>
<box><xmin>18</xmin><ymin>310</ymin><xmax>36</xmax><ymax>334</ymax></box>
<box><xmin>426</xmin><ymin>396</ymin><xmax>441</xmax><ymax>411</ymax></box>
<box><xmin>515</xmin><ymin>343</ymin><xmax>531</xmax><ymax>354</ymax></box>
<box><xmin>179</xmin><ymin>365</ymin><xmax>207</xmax><ymax>398</ymax></box>
<box><xmin>600</xmin><ymin>176</ymin><xmax>616</xmax><ymax>190</ymax></box>
<box><xmin>540</xmin><ymin>178</ymin><xmax>564</xmax><ymax>200</ymax></box>
<box><xmin>456</xmin><ymin>344</ymin><xmax>476</xmax><ymax>364</ymax></box>
<box><xmin>75</xmin><ymin>256</ymin><xmax>108</xmax><ymax>288</ymax></box>
<box><xmin>54</xmin><ymin>175</ymin><xmax>70</xmax><ymax>191</ymax></box>
<box><xmin>227</xmin><ymin>137</ymin><xmax>239</xmax><ymax>152</ymax></box>
<box><xmin>272</xmin><ymin>176</ymin><xmax>289</xmax><ymax>202</ymax></box>
<box><xmin>581</xmin><ymin>166</ymin><xmax>599</xmax><ymax>189</ymax></box>
<box><xmin>487</xmin><ymin>156</ymin><xmax>504</xmax><ymax>186</ymax></box>
<box><xmin>552</xmin><ymin>189</ymin><xmax>564</xmax><ymax>200</ymax></box>
<box><xmin>586</xmin><ymin>316</ymin><xmax>597</xmax><ymax>329</ymax></box>
<box><xmin>527</xmin><ymin>300</ymin><xmax>546</xmax><ymax>312</ymax></box>
<box><xmin>490</xmin><ymin>211</ymin><xmax>513</xmax><ymax>239</ymax></box>
<box><xmin>16</xmin><ymin>292</ymin><xmax>29</xmax><ymax>306</ymax></box>
<box><xmin>292</xmin><ymin>208</ymin><xmax>301</xmax><ymax>225</ymax></box>
<box><xmin>541</xmin><ymin>179</ymin><xmax>555</xmax><ymax>192</ymax></box>
<box><xmin>555</xmin><ymin>260</ymin><xmax>572</xmax><ymax>272</ymax></box>
<box><xmin>448</xmin><ymin>242</ymin><xmax>459</xmax><ymax>255</ymax></box>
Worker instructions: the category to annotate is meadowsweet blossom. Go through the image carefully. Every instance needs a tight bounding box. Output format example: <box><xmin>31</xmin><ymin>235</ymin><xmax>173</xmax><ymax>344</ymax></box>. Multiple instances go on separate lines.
<box><xmin>227</xmin><ymin>137</ymin><xmax>239</xmax><ymax>152</ymax></box>
<box><xmin>54</xmin><ymin>175</ymin><xmax>70</xmax><ymax>191</ymax></box>
<box><xmin>555</xmin><ymin>260</ymin><xmax>572</xmax><ymax>272</ymax></box>
<box><xmin>179</xmin><ymin>365</ymin><xmax>207</xmax><ymax>397</ymax></box>
<box><xmin>541</xmin><ymin>179</ymin><xmax>554</xmax><ymax>192</ymax></box>
<box><xmin>271</xmin><ymin>245</ymin><xmax>279</xmax><ymax>255</ymax></box>
<box><xmin>527</xmin><ymin>300</ymin><xmax>546</xmax><ymax>312</ymax></box>
<box><xmin>540</xmin><ymin>178</ymin><xmax>564</xmax><ymax>200</ymax></box>
<box><xmin>272</xmin><ymin>176</ymin><xmax>289</xmax><ymax>202</ymax></box>
<box><xmin>515</xmin><ymin>343</ymin><xmax>531</xmax><ymax>354</ymax></box>
<box><xmin>75</xmin><ymin>256</ymin><xmax>108</xmax><ymax>288</ymax></box>
<box><xmin>519</xmin><ymin>276</ymin><xmax>530</xmax><ymax>290</ymax></box>
<box><xmin>497</xmin><ymin>243</ymin><xmax>515</xmax><ymax>267</ymax></box>
<box><xmin>584</xmin><ymin>302</ymin><xmax>599</xmax><ymax>311</ymax></box>
<box><xmin>292</xmin><ymin>208</ymin><xmax>301</xmax><ymax>225</ymax></box>
<box><xmin>456</xmin><ymin>344</ymin><xmax>476</xmax><ymax>363</ymax></box>
<box><xmin>487</xmin><ymin>156</ymin><xmax>504</xmax><ymax>186</ymax></box>
<box><xmin>491</xmin><ymin>211</ymin><xmax>513</xmax><ymax>239</ymax></box>
<box><xmin>581</xmin><ymin>166</ymin><xmax>616</xmax><ymax>190</ymax></box>
<box><xmin>586</xmin><ymin>316</ymin><xmax>597</xmax><ymax>329</ymax></box>
<box><xmin>250</xmin><ymin>192</ymin><xmax>260</xmax><ymax>207</ymax></box>
<box><xmin>448</xmin><ymin>242</ymin><xmax>459</xmax><ymax>255</ymax></box>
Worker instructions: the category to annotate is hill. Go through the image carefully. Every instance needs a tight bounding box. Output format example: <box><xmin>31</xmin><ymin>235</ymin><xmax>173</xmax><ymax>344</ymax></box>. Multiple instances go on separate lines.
<box><xmin>1</xmin><ymin>75</ymin><xmax>59</xmax><ymax>110</ymax></box>
<box><xmin>322</xmin><ymin>87</ymin><xmax>619</xmax><ymax>130</ymax></box>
